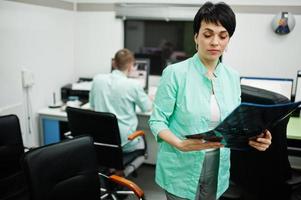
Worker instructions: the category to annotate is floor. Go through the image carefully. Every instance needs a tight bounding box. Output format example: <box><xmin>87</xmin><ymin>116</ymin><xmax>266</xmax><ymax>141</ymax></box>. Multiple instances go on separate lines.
<box><xmin>127</xmin><ymin>164</ymin><xmax>166</xmax><ymax>200</ymax></box>
<box><xmin>126</xmin><ymin>164</ymin><xmax>301</xmax><ymax>200</ymax></box>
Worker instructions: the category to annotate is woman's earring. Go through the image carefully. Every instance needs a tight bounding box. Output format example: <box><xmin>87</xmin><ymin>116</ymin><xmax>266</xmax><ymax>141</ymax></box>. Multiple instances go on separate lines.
<box><xmin>195</xmin><ymin>43</ymin><xmax>198</xmax><ymax>51</ymax></box>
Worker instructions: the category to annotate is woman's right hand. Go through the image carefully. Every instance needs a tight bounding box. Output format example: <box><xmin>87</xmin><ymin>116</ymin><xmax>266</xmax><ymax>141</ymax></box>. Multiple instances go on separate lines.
<box><xmin>158</xmin><ymin>129</ymin><xmax>224</xmax><ymax>152</ymax></box>
<box><xmin>175</xmin><ymin>139</ymin><xmax>224</xmax><ymax>152</ymax></box>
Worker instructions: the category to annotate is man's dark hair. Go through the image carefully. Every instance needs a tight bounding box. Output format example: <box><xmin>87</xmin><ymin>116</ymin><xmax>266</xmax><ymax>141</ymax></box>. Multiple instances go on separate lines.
<box><xmin>193</xmin><ymin>2</ymin><xmax>236</xmax><ymax>37</ymax></box>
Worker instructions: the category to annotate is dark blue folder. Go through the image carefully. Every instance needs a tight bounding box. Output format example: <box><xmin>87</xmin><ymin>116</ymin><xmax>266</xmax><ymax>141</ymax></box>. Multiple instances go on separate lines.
<box><xmin>186</xmin><ymin>101</ymin><xmax>301</xmax><ymax>151</ymax></box>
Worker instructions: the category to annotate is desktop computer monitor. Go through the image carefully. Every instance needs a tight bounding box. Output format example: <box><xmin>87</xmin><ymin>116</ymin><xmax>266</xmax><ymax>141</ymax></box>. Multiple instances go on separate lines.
<box><xmin>293</xmin><ymin>70</ymin><xmax>301</xmax><ymax>116</ymax></box>
<box><xmin>135</xmin><ymin>53</ymin><xmax>164</xmax><ymax>76</ymax></box>
<box><xmin>240</xmin><ymin>77</ymin><xmax>294</xmax><ymax>100</ymax></box>
<box><xmin>128</xmin><ymin>58</ymin><xmax>150</xmax><ymax>92</ymax></box>
<box><xmin>294</xmin><ymin>70</ymin><xmax>301</xmax><ymax>103</ymax></box>
<box><xmin>295</xmin><ymin>70</ymin><xmax>301</xmax><ymax>112</ymax></box>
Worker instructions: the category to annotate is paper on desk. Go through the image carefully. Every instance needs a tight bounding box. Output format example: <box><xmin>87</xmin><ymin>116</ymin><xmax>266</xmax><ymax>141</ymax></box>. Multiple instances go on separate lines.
<box><xmin>72</xmin><ymin>82</ymin><xmax>92</xmax><ymax>91</ymax></box>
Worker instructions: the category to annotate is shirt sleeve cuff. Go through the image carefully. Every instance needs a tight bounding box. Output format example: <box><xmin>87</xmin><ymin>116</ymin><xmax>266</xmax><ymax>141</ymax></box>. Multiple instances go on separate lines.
<box><xmin>148</xmin><ymin>121</ymin><xmax>169</xmax><ymax>143</ymax></box>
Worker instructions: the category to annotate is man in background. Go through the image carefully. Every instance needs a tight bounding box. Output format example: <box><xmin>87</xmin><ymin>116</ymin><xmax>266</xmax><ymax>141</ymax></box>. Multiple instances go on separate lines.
<box><xmin>89</xmin><ymin>48</ymin><xmax>152</xmax><ymax>153</ymax></box>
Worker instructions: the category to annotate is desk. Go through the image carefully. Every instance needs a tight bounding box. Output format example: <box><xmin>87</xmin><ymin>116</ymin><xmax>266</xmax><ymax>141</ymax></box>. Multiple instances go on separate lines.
<box><xmin>38</xmin><ymin>108</ymin><xmax>67</xmax><ymax>145</ymax></box>
<box><xmin>38</xmin><ymin>107</ymin><xmax>158</xmax><ymax>165</ymax></box>
<box><xmin>287</xmin><ymin>117</ymin><xmax>301</xmax><ymax>140</ymax></box>
<box><xmin>38</xmin><ymin>108</ymin><xmax>301</xmax><ymax>165</ymax></box>
<box><xmin>285</xmin><ymin>117</ymin><xmax>301</xmax><ymax>169</ymax></box>
<box><xmin>287</xmin><ymin>117</ymin><xmax>301</xmax><ymax>162</ymax></box>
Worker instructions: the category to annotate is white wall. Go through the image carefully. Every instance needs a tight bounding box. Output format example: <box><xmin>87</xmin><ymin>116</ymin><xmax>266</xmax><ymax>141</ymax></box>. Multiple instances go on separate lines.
<box><xmin>116</xmin><ymin>7</ymin><xmax>301</xmax><ymax>87</ymax></box>
<box><xmin>71</xmin><ymin>0</ymin><xmax>301</xmax><ymax>6</ymax></box>
<box><xmin>224</xmin><ymin>13</ymin><xmax>301</xmax><ymax>83</ymax></box>
<box><xmin>0</xmin><ymin>1</ymin><xmax>75</xmax><ymax>146</ymax></box>
<box><xmin>74</xmin><ymin>11</ymin><xmax>123</xmax><ymax>78</ymax></box>
<box><xmin>1</xmin><ymin>0</ymin><xmax>301</xmax><ymax>147</ymax></box>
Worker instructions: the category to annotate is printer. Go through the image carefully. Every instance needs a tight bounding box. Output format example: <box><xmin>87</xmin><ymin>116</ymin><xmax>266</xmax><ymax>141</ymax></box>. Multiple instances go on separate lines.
<box><xmin>61</xmin><ymin>78</ymin><xmax>92</xmax><ymax>104</ymax></box>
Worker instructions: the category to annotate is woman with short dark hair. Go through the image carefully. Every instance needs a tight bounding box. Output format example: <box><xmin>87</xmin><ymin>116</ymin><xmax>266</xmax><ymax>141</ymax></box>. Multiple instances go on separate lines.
<box><xmin>149</xmin><ymin>2</ymin><xmax>272</xmax><ymax>200</ymax></box>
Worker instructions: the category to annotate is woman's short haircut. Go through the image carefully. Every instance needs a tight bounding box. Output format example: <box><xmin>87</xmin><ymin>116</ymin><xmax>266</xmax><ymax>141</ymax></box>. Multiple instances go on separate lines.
<box><xmin>113</xmin><ymin>48</ymin><xmax>135</xmax><ymax>71</ymax></box>
<box><xmin>193</xmin><ymin>2</ymin><xmax>236</xmax><ymax>37</ymax></box>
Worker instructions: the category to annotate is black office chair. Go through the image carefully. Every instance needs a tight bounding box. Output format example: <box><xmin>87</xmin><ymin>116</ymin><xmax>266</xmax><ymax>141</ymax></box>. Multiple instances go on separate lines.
<box><xmin>65</xmin><ymin>107</ymin><xmax>147</xmax><ymax>199</ymax></box>
<box><xmin>21</xmin><ymin>136</ymin><xmax>100</xmax><ymax>200</ymax></box>
<box><xmin>221</xmin><ymin>85</ymin><xmax>301</xmax><ymax>200</ymax></box>
<box><xmin>0</xmin><ymin>114</ymin><xmax>28</xmax><ymax>200</ymax></box>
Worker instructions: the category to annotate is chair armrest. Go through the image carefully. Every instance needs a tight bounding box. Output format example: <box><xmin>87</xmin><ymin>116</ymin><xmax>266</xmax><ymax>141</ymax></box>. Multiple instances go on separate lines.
<box><xmin>286</xmin><ymin>175</ymin><xmax>301</xmax><ymax>186</ymax></box>
<box><xmin>109</xmin><ymin>175</ymin><xmax>144</xmax><ymax>198</ymax></box>
<box><xmin>24</xmin><ymin>146</ymin><xmax>37</xmax><ymax>152</ymax></box>
<box><xmin>128</xmin><ymin>130</ymin><xmax>145</xmax><ymax>141</ymax></box>
<box><xmin>64</xmin><ymin>131</ymin><xmax>73</xmax><ymax>139</ymax></box>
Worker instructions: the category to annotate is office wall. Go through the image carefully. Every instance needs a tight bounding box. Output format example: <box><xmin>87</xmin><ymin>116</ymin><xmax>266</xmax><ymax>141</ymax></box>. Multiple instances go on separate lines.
<box><xmin>224</xmin><ymin>13</ymin><xmax>301</xmax><ymax>83</ymax></box>
<box><xmin>0</xmin><ymin>1</ymin><xmax>75</xmax><ymax>146</ymax></box>
<box><xmin>72</xmin><ymin>5</ymin><xmax>301</xmax><ymax>88</ymax></box>
<box><xmin>111</xmin><ymin>1</ymin><xmax>301</xmax><ymax>86</ymax></box>
<box><xmin>114</xmin><ymin>10</ymin><xmax>301</xmax><ymax>87</ymax></box>
<box><xmin>72</xmin><ymin>0</ymin><xmax>301</xmax><ymax>6</ymax></box>
<box><xmin>74</xmin><ymin>11</ymin><xmax>123</xmax><ymax>78</ymax></box>
<box><xmin>1</xmin><ymin>0</ymin><xmax>300</xmax><ymax>147</ymax></box>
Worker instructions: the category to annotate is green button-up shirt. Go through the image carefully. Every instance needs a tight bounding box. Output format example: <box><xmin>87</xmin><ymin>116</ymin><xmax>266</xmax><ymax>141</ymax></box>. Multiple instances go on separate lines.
<box><xmin>149</xmin><ymin>54</ymin><xmax>241</xmax><ymax>199</ymax></box>
<box><xmin>90</xmin><ymin>70</ymin><xmax>152</xmax><ymax>152</ymax></box>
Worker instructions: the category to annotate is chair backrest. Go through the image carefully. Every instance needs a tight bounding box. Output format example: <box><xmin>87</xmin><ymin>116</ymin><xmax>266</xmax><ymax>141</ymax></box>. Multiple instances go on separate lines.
<box><xmin>22</xmin><ymin>136</ymin><xmax>100</xmax><ymax>200</ymax></box>
<box><xmin>66</xmin><ymin>107</ymin><xmax>124</xmax><ymax>170</ymax></box>
<box><xmin>0</xmin><ymin>114</ymin><xmax>28</xmax><ymax>200</ymax></box>
<box><xmin>0</xmin><ymin>114</ymin><xmax>24</xmax><ymax>178</ymax></box>
<box><xmin>230</xmin><ymin>85</ymin><xmax>292</xmax><ymax>199</ymax></box>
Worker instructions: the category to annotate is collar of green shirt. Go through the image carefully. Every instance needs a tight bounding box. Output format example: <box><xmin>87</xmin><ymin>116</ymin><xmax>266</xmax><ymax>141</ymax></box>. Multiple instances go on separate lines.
<box><xmin>192</xmin><ymin>53</ymin><xmax>222</xmax><ymax>78</ymax></box>
<box><xmin>112</xmin><ymin>69</ymin><xmax>127</xmax><ymax>78</ymax></box>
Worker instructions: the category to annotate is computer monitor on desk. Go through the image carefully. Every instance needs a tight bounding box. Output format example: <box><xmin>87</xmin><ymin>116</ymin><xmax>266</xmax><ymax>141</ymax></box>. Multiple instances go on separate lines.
<box><xmin>128</xmin><ymin>58</ymin><xmax>150</xmax><ymax>92</ymax></box>
<box><xmin>293</xmin><ymin>70</ymin><xmax>301</xmax><ymax>117</ymax></box>
<box><xmin>240</xmin><ymin>77</ymin><xmax>294</xmax><ymax>100</ymax></box>
<box><xmin>135</xmin><ymin>53</ymin><xmax>164</xmax><ymax>76</ymax></box>
<box><xmin>294</xmin><ymin>71</ymin><xmax>301</xmax><ymax>103</ymax></box>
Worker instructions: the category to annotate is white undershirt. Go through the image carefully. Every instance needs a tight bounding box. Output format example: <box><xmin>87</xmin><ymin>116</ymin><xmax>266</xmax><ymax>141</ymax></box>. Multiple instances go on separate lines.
<box><xmin>205</xmin><ymin>78</ymin><xmax>221</xmax><ymax>152</ymax></box>
<box><xmin>209</xmin><ymin>94</ymin><xmax>220</xmax><ymax>128</ymax></box>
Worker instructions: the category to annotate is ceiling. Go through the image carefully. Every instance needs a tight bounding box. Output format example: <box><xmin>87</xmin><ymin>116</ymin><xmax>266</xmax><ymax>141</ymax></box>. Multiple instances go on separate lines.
<box><xmin>63</xmin><ymin>0</ymin><xmax>301</xmax><ymax>6</ymax></box>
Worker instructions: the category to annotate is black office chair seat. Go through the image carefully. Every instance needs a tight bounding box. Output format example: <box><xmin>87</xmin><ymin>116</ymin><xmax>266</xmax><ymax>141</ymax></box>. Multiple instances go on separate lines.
<box><xmin>21</xmin><ymin>136</ymin><xmax>145</xmax><ymax>200</ymax></box>
<box><xmin>122</xmin><ymin>149</ymin><xmax>146</xmax><ymax>177</ymax></box>
<box><xmin>0</xmin><ymin>172</ymin><xmax>28</xmax><ymax>200</ymax></box>
<box><xmin>22</xmin><ymin>136</ymin><xmax>100</xmax><ymax>200</ymax></box>
<box><xmin>123</xmin><ymin>149</ymin><xmax>145</xmax><ymax>167</ymax></box>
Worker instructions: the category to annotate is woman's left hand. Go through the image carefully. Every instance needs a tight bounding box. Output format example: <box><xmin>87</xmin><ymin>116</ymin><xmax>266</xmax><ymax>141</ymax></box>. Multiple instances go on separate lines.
<box><xmin>248</xmin><ymin>130</ymin><xmax>272</xmax><ymax>151</ymax></box>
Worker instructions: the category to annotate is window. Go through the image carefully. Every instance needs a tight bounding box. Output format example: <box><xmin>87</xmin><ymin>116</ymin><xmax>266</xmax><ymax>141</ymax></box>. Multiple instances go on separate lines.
<box><xmin>125</xmin><ymin>20</ymin><xmax>195</xmax><ymax>75</ymax></box>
